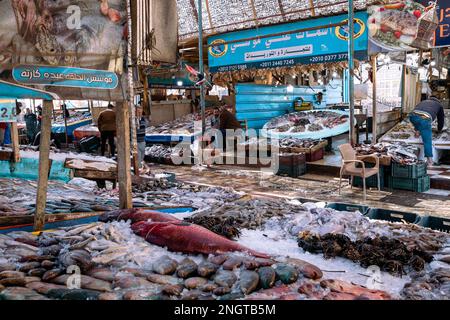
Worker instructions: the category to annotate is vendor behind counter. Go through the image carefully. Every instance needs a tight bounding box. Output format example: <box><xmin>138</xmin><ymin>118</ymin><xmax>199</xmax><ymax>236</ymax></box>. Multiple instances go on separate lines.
<box><xmin>409</xmin><ymin>96</ymin><xmax>445</xmax><ymax>165</ymax></box>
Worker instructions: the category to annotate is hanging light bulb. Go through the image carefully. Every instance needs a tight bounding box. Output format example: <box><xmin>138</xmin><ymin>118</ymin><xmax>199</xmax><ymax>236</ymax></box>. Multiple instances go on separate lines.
<box><xmin>332</xmin><ymin>71</ymin><xmax>338</xmax><ymax>78</ymax></box>
<box><xmin>287</xmin><ymin>85</ymin><xmax>294</xmax><ymax>93</ymax></box>
<box><xmin>430</xmin><ymin>60</ymin><xmax>436</xmax><ymax>67</ymax></box>
<box><xmin>292</xmin><ymin>75</ymin><xmax>296</xmax><ymax>79</ymax></box>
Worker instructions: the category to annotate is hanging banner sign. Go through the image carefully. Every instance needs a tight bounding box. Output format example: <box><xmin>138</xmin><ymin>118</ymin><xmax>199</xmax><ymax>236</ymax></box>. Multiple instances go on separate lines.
<box><xmin>368</xmin><ymin>1</ymin><xmax>438</xmax><ymax>51</ymax></box>
<box><xmin>0</xmin><ymin>0</ymin><xmax>126</xmax><ymax>100</ymax></box>
<box><xmin>12</xmin><ymin>66</ymin><xmax>119</xmax><ymax>90</ymax></box>
<box><xmin>433</xmin><ymin>0</ymin><xmax>450</xmax><ymax>47</ymax></box>
<box><xmin>414</xmin><ymin>1</ymin><xmax>450</xmax><ymax>46</ymax></box>
<box><xmin>0</xmin><ymin>100</ymin><xmax>17</xmax><ymax>122</ymax></box>
<box><xmin>207</xmin><ymin>11</ymin><xmax>369</xmax><ymax>73</ymax></box>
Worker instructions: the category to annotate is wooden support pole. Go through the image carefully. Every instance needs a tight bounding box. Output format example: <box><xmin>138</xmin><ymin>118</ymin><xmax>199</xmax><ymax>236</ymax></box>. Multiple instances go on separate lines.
<box><xmin>140</xmin><ymin>67</ymin><xmax>150</xmax><ymax>117</ymax></box>
<box><xmin>415</xmin><ymin>50</ymin><xmax>424</xmax><ymax>105</ymax></box>
<box><xmin>116</xmin><ymin>101</ymin><xmax>133</xmax><ymax>209</ymax></box>
<box><xmin>10</xmin><ymin>122</ymin><xmax>20</xmax><ymax>162</ymax></box>
<box><xmin>34</xmin><ymin>100</ymin><xmax>52</xmax><ymax>231</ymax></box>
<box><xmin>309</xmin><ymin>0</ymin><xmax>316</xmax><ymax>16</ymax></box>
<box><xmin>371</xmin><ymin>55</ymin><xmax>378</xmax><ymax>144</ymax></box>
<box><xmin>126</xmin><ymin>0</ymin><xmax>139</xmax><ymax>176</ymax></box>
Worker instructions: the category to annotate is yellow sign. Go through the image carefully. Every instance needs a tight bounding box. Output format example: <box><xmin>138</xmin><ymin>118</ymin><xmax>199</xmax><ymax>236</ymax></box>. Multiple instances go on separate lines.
<box><xmin>209</xmin><ymin>39</ymin><xmax>228</xmax><ymax>58</ymax></box>
<box><xmin>335</xmin><ymin>18</ymin><xmax>366</xmax><ymax>41</ymax></box>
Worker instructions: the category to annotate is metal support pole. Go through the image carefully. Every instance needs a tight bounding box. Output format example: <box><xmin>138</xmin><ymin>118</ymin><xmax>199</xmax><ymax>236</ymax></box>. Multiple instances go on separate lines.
<box><xmin>198</xmin><ymin>0</ymin><xmax>206</xmax><ymax>136</ymax></box>
<box><xmin>348</xmin><ymin>0</ymin><xmax>355</xmax><ymax>146</ymax></box>
<box><xmin>127</xmin><ymin>0</ymin><xmax>139</xmax><ymax>175</ymax></box>
<box><xmin>371</xmin><ymin>55</ymin><xmax>377</xmax><ymax>144</ymax></box>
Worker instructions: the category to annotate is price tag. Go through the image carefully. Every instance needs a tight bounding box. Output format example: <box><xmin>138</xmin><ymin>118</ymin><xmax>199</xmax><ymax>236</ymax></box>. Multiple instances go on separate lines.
<box><xmin>0</xmin><ymin>100</ymin><xmax>16</xmax><ymax>122</ymax></box>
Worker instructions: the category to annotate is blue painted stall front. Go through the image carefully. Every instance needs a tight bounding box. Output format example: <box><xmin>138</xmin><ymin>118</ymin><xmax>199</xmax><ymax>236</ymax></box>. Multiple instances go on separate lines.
<box><xmin>235</xmin><ymin>84</ymin><xmax>327</xmax><ymax>130</ymax></box>
<box><xmin>0</xmin><ymin>158</ymin><xmax>72</xmax><ymax>182</ymax></box>
<box><xmin>52</xmin><ymin>118</ymin><xmax>93</xmax><ymax>139</ymax></box>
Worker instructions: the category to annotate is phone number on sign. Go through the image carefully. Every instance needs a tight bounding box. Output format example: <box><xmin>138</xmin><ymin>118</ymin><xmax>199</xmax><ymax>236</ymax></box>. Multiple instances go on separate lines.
<box><xmin>259</xmin><ymin>59</ymin><xmax>295</xmax><ymax>68</ymax></box>
<box><xmin>309</xmin><ymin>53</ymin><xmax>348</xmax><ymax>63</ymax></box>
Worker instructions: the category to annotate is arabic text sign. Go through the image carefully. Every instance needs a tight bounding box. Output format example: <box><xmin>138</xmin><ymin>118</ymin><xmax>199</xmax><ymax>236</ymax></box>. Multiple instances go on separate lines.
<box><xmin>208</xmin><ymin>11</ymin><xmax>368</xmax><ymax>72</ymax></box>
<box><xmin>435</xmin><ymin>0</ymin><xmax>450</xmax><ymax>46</ymax></box>
<box><xmin>12</xmin><ymin>66</ymin><xmax>119</xmax><ymax>90</ymax></box>
<box><xmin>0</xmin><ymin>100</ymin><xmax>16</xmax><ymax>122</ymax></box>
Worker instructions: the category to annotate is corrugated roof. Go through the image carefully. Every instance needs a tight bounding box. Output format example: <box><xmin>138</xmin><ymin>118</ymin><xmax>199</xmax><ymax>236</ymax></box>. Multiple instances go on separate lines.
<box><xmin>177</xmin><ymin>0</ymin><xmax>375</xmax><ymax>41</ymax></box>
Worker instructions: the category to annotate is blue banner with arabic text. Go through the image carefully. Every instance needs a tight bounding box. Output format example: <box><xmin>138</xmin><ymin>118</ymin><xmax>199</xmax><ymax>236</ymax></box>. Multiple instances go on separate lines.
<box><xmin>12</xmin><ymin>66</ymin><xmax>119</xmax><ymax>90</ymax></box>
<box><xmin>208</xmin><ymin>11</ymin><xmax>368</xmax><ymax>73</ymax></box>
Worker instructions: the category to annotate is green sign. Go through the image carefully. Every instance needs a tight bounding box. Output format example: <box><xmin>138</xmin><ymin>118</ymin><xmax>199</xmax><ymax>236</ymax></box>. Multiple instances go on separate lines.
<box><xmin>0</xmin><ymin>100</ymin><xmax>16</xmax><ymax>122</ymax></box>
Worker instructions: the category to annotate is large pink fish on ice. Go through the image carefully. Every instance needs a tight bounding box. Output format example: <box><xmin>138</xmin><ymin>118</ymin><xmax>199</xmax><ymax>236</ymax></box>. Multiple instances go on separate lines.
<box><xmin>131</xmin><ymin>221</ymin><xmax>270</xmax><ymax>258</ymax></box>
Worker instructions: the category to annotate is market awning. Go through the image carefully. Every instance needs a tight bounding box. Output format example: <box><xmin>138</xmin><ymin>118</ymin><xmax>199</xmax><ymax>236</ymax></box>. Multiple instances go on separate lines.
<box><xmin>0</xmin><ymin>80</ymin><xmax>59</xmax><ymax>100</ymax></box>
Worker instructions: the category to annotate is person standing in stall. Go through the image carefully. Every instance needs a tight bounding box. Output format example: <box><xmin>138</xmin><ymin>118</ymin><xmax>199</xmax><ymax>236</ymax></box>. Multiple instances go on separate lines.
<box><xmin>409</xmin><ymin>96</ymin><xmax>445</xmax><ymax>166</ymax></box>
<box><xmin>97</xmin><ymin>103</ymin><xmax>116</xmax><ymax>158</ymax></box>
<box><xmin>36</xmin><ymin>105</ymin><xmax>43</xmax><ymax>132</ymax></box>
<box><xmin>24</xmin><ymin>108</ymin><xmax>38</xmax><ymax>144</ymax></box>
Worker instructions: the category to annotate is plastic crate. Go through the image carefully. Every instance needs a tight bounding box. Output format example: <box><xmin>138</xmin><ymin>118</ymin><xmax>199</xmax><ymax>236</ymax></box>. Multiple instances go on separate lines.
<box><xmin>276</xmin><ymin>163</ymin><xmax>306</xmax><ymax>178</ymax></box>
<box><xmin>306</xmin><ymin>148</ymin><xmax>324</xmax><ymax>162</ymax></box>
<box><xmin>278</xmin><ymin>153</ymin><xmax>306</xmax><ymax>166</ymax></box>
<box><xmin>417</xmin><ymin>216</ymin><xmax>450</xmax><ymax>233</ymax></box>
<box><xmin>366</xmin><ymin>208</ymin><xmax>420</xmax><ymax>224</ymax></box>
<box><xmin>391</xmin><ymin>176</ymin><xmax>430</xmax><ymax>192</ymax></box>
<box><xmin>392</xmin><ymin>162</ymin><xmax>427</xmax><ymax>179</ymax></box>
<box><xmin>352</xmin><ymin>174</ymin><xmax>383</xmax><ymax>189</ymax></box>
<box><xmin>325</xmin><ymin>202</ymin><xmax>369</xmax><ymax>214</ymax></box>
<box><xmin>352</xmin><ymin>163</ymin><xmax>391</xmax><ymax>189</ymax></box>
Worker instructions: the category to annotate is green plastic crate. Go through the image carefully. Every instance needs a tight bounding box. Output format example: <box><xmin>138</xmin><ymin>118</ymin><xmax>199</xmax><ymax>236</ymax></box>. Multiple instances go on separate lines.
<box><xmin>392</xmin><ymin>162</ymin><xmax>427</xmax><ymax>179</ymax></box>
<box><xmin>366</xmin><ymin>208</ymin><xmax>420</xmax><ymax>224</ymax></box>
<box><xmin>417</xmin><ymin>216</ymin><xmax>450</xmax><ymax>233</ymax></box>
<box><xmin>391</xmin><ymin>175</ymin><xmax>430</xmax><ymax>192</ymax></box>
<box><xmin>325</xmin><ymin>202</ymin><xmax>369</xmax><ymax>214</ymax></box>
<box><xmin>352</xmin><ymin>163</ymin><xmax>392</xmax><ymax>189</ymax></box>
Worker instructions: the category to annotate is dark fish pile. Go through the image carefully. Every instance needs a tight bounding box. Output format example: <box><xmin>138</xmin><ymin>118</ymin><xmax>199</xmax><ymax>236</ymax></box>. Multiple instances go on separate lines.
<box><xmin>401</xmin><ymin>241</ymin><xmax>450</xmax><ymax>300</ymax></box>
<box><xmin>188</xmin><ymin>198</ymin><xmax>307</xmax><ymax>231</ymax></box>
<box><xmin>144</xmin><ymin>145</ymin><xmax>186</xmax><ymax>165</ymax></box>
<box><xmin>184</xmin><ymin>216</ymin><xmax>241</xmax><ymax>239</ymax></box>
<box><xmin>297</xmin><ymin>232</ymin><xmax>433</xmax><ymax>276</ymax></box>
<box><xmin>278</xmin><ymin>138</ymin><xmax>323</xmax><ymax>149</ymax></box>
<box><xmin>131</xmin><ymin>177</ymin><xmax>173</xmax><ymax>194</ymax></box>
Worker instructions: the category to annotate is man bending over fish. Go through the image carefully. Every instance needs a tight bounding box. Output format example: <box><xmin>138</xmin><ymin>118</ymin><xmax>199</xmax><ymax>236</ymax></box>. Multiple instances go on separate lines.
<box><xmin>409</xmin><ymin>96</ymin><xmax>445</xmax><ymax>166</ymax></box>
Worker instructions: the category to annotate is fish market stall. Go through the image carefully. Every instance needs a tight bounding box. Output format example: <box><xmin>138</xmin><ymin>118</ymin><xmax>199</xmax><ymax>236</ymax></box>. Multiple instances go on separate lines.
<box><xmin>145</xmin><ymin>112</ymin><xmax>214</xmax><ymax>144</ymax></box>
<box><xmin>261</xmin><ymin>110</ymin><xmax>351</xmax><ymax>141</ymax></box>
<box><xmin>379</xmin><ymin>110</ymin><xmax>450</xmax><ymax>164</ymax></box>
<box><xmin>51</xmin><ymin>113</ymin><xmax>93</xmax><ymax>140</ymax></box>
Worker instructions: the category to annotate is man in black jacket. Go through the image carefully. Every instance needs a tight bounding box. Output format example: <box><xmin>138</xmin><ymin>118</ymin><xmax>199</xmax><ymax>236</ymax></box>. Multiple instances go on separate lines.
<box><xmin>409</xmin><ymin>96</ymin><xmax>445</xmax><ymax>165</ymax></box>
